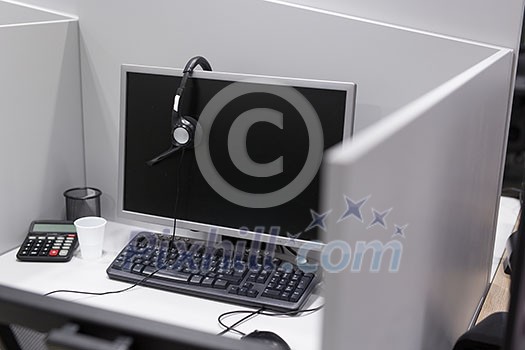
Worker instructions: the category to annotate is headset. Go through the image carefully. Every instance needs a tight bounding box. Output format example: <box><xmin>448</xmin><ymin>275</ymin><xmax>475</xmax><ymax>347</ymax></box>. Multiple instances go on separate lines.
<box><xmin>147</xmin><ymin>56</ymin><xmax>212</xmax><ymax>166</ymax></box>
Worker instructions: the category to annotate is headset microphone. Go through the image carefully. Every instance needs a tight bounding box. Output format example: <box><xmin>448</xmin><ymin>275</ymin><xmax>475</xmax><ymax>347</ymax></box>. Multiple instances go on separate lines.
<box><xmin>147</xmin><ymin>56</ymin><xmax>212</xmax><ymax>166</ymax></box>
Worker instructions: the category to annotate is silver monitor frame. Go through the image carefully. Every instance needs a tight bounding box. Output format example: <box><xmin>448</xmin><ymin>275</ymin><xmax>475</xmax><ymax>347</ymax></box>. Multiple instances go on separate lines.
<box><xmin>117</xmin><ymin>64</ymin><xmax>356</xmax><ymax>251</ymax></box>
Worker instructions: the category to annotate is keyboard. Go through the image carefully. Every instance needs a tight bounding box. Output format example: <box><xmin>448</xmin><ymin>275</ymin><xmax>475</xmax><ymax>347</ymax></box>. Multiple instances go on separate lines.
<box><xmin>106</xmin><ymin>232</ymin><xmax>321</xmax><ymax>312</ymax></box>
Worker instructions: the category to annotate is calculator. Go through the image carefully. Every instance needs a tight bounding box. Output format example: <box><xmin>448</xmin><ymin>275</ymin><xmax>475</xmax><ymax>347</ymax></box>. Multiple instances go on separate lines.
<box><xmin>16</xmin><ymin>220</ymin><xmax>79</xmax><ymax>262</ymax></box>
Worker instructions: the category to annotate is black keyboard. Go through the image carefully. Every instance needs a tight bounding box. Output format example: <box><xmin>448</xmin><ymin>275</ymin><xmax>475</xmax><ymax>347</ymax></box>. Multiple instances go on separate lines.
<box><xmin>106</xmin><ymin>232</ymin><xmax>321</xmax><ymax>312</ymax></box>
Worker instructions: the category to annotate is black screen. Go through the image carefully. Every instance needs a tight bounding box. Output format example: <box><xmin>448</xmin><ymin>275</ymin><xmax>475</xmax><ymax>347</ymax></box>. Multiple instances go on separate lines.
<box><xmin>123</xmin><ymin>72</ymin><xmax>347</xmax><ymax>241</ymax></box>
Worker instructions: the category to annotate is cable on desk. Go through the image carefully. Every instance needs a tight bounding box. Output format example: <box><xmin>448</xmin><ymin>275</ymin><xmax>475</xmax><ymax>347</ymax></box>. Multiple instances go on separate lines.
<box><xmin>216</xmin><ymin>304</ymin><xmax>324</xmax><ymax>336</ymax></box>
<box><xmin>217</xmin><ymin>307</ymin><xmax>265</xmax><ymax>336</ymax></box>
<box><xmin>44</xmin><ymin>268</ymin><xmax>162</xmax><ymax>297</ymax></box>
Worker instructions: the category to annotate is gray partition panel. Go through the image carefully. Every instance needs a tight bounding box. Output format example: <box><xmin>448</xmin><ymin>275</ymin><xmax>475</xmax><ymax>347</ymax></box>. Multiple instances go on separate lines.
<box><xmin>321</xmin><ymin>50</ymin><xmax>513</xmax><ymax>349</ymax></box>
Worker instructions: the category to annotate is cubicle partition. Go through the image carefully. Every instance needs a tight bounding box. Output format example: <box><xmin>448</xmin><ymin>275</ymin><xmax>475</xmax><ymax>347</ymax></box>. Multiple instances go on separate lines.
<box><xmin>0</xmin><ymin>2</ymin><xmax>84</xmax><ymax>254</ymax></box>
<box><xmin>322</xmin><ymin>45</ymin><xmax>514</xmax><ymax>349</ymax></box>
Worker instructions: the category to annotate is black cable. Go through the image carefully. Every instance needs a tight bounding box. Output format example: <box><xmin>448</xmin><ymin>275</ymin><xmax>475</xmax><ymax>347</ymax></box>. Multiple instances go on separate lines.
<box><xmin>258</xmin><ymin>304</ymin><xmax>324</xmax><ymax>317</ymax></box>
<box><xmin>217</xmin><ymin>307</ymin><xmax>265</xmax><ymax>336</ymax></box>
<box><xmin>45</xmin><ymin>152</ymin><xmax>183</xmax><ymax>296</ymax></box>
<box><xmin>44</xmin><ymin>267</ymin><xmax>162</xmax><ymax>297</ymax></box>
<box><xmin>216</xmin><ymin>304</ymin><xmax>324</xmax><ymax>336</ymax></box>
<box><xmin>169</xmin><ymin>149</ymin><xmax>186</xmax><ymax>249</ymax></box>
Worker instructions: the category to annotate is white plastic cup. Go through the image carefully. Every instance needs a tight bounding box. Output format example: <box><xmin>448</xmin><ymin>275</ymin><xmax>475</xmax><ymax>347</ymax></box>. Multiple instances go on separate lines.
<box><xmin>74</xmin><ymin>216</ymin><xmax>107</xmax><ymax>260</ymax></box>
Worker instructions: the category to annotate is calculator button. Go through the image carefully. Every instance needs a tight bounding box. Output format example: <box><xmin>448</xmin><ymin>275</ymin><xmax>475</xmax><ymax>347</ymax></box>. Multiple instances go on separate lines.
<box><xmin>28</xmin><ymin>236</ymin><xmax>36</xmax><ymax>240</ymax></box>
<box><xmin>19</xmin><ymin>251</ymin><xmax>28</xmax><ymax>256</ymax></box>
<box><xmin>59</xmin><ymin>250</ymin><xmax>69</xmax><ymax>257</ymax></box>
<box><xmin>67</xmin><ymin>234</ymin><xmax>76</xmax><ymax>238</ymax></box>
<box><xmin>38</xmin><ymin>236</ymin><xmax>46</xmax><ymax>240</ymax></box>
<box><xmin>49</xmin><ymin>250</ymin><xmax>59</xmax><ymax>256</ymax></box>
<box><xmin>48</xmin><ymin>237</ymin><xmax>55</xmax><ymax>240</ymax></box>
<box><xmin>29</xmin><ymin>251</ymin><xmax>38</xmax><ymax>256</ymax></box>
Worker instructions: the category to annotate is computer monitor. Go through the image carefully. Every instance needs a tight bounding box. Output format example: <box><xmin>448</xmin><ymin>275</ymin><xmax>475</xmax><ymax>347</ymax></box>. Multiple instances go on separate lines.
<box><xmin>117</xmin><ymin>64</ymin><xmax>355</xmax><ymax>249</ymax></box>
<box><xmin>0</xmin><ymin>284</ymin><xmax>267</xmax><ymax>350</ymax></box>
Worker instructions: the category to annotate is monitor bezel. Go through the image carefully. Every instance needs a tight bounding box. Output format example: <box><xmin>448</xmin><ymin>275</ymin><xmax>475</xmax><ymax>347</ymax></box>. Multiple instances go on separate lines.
<box><xmin>117</xmin><ymin>64</ymin><xmax>356</xmax><ymax>250</ymax></box>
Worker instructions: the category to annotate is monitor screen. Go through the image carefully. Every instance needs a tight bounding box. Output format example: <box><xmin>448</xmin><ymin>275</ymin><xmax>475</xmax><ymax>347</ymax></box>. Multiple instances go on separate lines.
<box><xmin>118</xmin><ymin>65</ymin><xmax>355</xmax><ymax>248</ymax></box>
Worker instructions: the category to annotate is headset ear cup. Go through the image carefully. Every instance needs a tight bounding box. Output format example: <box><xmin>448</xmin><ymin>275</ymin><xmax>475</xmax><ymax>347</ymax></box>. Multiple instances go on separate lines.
<box><xmin>172</xmin><ymin>113</ymin><xmax>197</xmax><ymax>148</ymax></box>
<box><xmin>183</xmin><ymin>116</ymin><xmax>201</xmax><ymax>148</ymax></box>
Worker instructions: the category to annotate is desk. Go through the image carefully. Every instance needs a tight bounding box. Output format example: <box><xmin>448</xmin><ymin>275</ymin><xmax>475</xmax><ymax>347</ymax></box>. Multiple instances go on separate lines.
<box><xmin>0</xmin><ymin>221</ymin><xmax>324</xmax><ymax>350</ymax></box>
<box><xmin>0</xmin><ymin>197</ymin><xmax>519</xmax><ymax>350</ymax></box>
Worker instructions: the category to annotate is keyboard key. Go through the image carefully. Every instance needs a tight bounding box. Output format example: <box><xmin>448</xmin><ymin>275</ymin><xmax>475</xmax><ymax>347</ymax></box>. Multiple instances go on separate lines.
<box><xmin>132</xmin><ymin>264</ymin><xmax>145</xmax><ymax>274</ymax></box>
<box><xmin>217</xmin><ymin>274</ymin><xmax>242</xmax><ymax>285</ymax></box>
<box><xmin>256</xmin><ymin>275</ymin><xmax>268</xmax><ymax>284</ymax></box>
<box><xmin>202</xmin><ymin>277</ymin><xmax>214</xmax><ymax>287</ymax></box>
<box><xmin>156</xmin><ymin>270</ymin><xmax>190</xmax><ymax>283</ymax></box>
<box><xmin>228</xmin><ymin>286</ymin><xmax>239</xmax><ymax>294</ymax></box>
<box><xmin>142</xmin><ymin>266</ymin><xmax>157</xmax><ymax>275</ymax></box>
<box><xmin>190</xmin><ymin>275</ymin><xmax>204</xmax><ymax>284</ymax></box>
<box><xmin>280</xmin><ymin>292</ymin><xmax>291</xmax><ymax>300</ymax></box>
<box><xmin>247</xmin><ymin>289</ymin><xmax>259</xmax><ymax>298</ymax></box>
<box><xmin>262</xmin><ymin>289</ymin><xmax>281</xmax><ymax>299</ymax></box>
<box><xmin>232</xmin><ymin>270</ymin><xmax>246</xmax><ymax>278</ymax></box>
<box><xmin>290</xmin><ymin>290</ymin><xmax>302</xmax><ymax>302</ymax></box>
<box><xmin>213</xmin><ymin>279</ymin><xmax>228</xmax><ymax>289</ymax></box>
<box><xmin>297</xmin><ymin>277</ymin><xmax>311</xmax><ymax>290</ymax></box>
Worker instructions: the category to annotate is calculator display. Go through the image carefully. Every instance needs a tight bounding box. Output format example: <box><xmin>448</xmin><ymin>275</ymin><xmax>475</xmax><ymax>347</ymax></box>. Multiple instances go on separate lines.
<box><xmin>32</xmin><ymin>224</ymin><xmax>76</xmax><ymax>233</ymax></box>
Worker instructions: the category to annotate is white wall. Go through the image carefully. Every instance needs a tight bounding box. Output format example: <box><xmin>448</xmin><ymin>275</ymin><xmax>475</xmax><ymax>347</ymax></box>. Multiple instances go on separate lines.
<box><xmin>10</xmin><ymin>0</ymin><xmax>502</xmax><ymax>222</ymax></box>
<box><xmin>279</xmin><ymin>0</ymin><xmax>525</xmax><ymax>53</ymax></box>
<box><xmin>0</xmin><ymin>4</ymin><xmax>84</xmax><ymax>253</ymax></box>
<box><xmin>0</xmin><ymin>1</ymin><xmax>63</xmax><ymax>24</ymax></box>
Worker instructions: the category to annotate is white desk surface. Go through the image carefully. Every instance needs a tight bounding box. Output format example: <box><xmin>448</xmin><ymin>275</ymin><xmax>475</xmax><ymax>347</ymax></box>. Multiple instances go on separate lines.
<box><xmin>0</xmin><ymin>196</ymin><xmax>519</xmax><ymax>350</ymax></box>
<box><xmin>0</xmin><ymin>221</ymin><xmax>325</xmax><ymax>350</ymax></box>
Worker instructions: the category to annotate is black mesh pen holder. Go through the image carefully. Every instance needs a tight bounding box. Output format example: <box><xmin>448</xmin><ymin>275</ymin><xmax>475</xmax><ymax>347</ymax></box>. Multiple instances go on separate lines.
<box><xmin>63</xmin><ymin>187</ymin><xmax>102</xmax><ymax>221</ymax></box>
